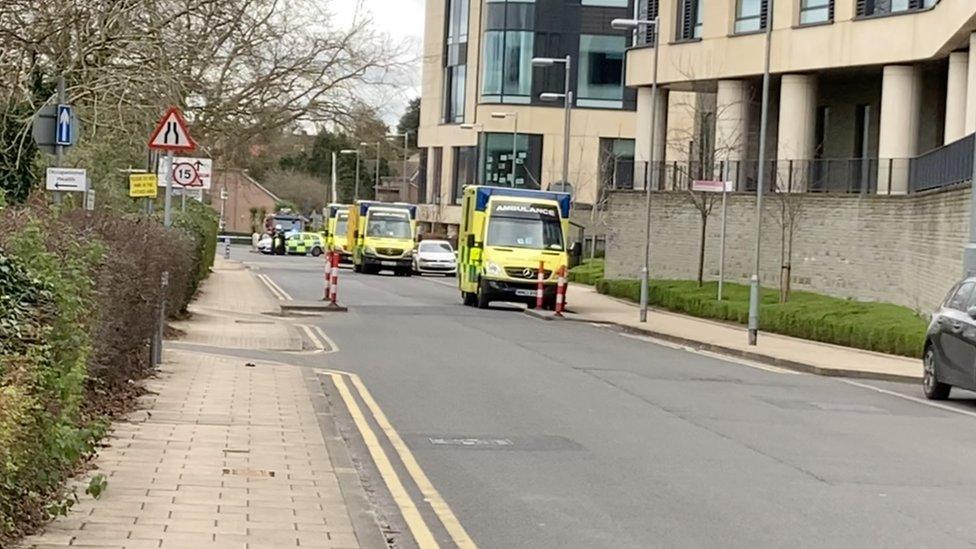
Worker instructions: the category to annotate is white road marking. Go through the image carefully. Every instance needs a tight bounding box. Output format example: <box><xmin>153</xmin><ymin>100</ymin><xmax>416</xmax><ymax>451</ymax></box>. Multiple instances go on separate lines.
<box><xmin>313</xmin><ymin>325</ymin><xmax>339</xmax><ymax>352</ymax></box>
<box><xmin>256</xmin><ymin>273</ymin><xmax>293</xmax><ymax>301</ymax></box>
<box><xmin>839</xmin><ymin>379</ymin><xmax>976</xmax><ymax>419</ymax></box>
<box><xmin>619</xmin><ymin>332</ymin><xmax>799</xmax><ymax>374</ymax></box>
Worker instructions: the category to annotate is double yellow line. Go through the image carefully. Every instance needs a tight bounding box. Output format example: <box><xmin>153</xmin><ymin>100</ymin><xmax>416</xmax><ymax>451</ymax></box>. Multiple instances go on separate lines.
<box><xmin>321</xmin><ymin>369</ymin><xmax>476</xmax><ymax>549</ymax></box>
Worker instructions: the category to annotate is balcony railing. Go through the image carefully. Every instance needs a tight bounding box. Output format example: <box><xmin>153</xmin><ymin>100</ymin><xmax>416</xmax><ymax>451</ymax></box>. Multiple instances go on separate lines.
<box><xmin>610</xmin><ymin>155</ymin><xmax>966</xmax><ymax>195</ymax></box>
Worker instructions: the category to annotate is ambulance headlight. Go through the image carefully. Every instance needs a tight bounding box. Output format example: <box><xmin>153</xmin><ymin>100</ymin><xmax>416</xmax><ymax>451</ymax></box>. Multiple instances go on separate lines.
<box><xmin>365</xmin><ymin>246</ymin><xmax>377</xmax><ymax>255</ymax></box>
<box><xmin>484</xmin><ymin>261</ymin><xmax>504</xmax><ymax>276</ymax></box>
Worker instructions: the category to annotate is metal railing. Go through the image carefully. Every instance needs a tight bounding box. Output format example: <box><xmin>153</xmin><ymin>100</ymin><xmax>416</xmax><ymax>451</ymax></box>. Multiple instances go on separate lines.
<box><xmin>611</xmin><ymin>157</ymin><xmax>943</xmax><ymax>195</ymax></box>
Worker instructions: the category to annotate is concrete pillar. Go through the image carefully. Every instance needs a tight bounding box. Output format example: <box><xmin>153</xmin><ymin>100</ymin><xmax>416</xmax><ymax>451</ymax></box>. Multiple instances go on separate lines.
<box><xmin>967</xmin><ymin>33</ymin><xmax>976</xmax><ymax>135</ymax></box>
<box><xmin>715</xmin><ymin>80</ymin><xmax>751</xmax><ymax>191</ymax></box>
<box><xmin>634</xmin><ymin>86</ymin><xmax>669</xmax><ymax>190</ymax></box>
<box><xmin>776</xmin><ymin>74</ymin><xmax>818</xmax><ymax>191</ymax></box>
<box><xmin>945</xmin><ymin>51</ymin><xmax>969</xmax><ymax>144</ymax></box>
<box><xmin>878</xmin><ymin>65</ymin><xmax>920</xmax><ymax>194</ymax></box>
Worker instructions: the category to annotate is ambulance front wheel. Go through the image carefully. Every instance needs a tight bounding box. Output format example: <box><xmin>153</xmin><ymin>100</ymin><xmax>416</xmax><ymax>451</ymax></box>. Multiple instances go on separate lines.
<box><xmin>476</xmin><ymin>279</ymin><xmax>491</xmax><ymax>309</ymax></box>
<box><xmin>462</xmin><ymin>291</ymin><xmax>477</xmax><ymax>307</ymax></box>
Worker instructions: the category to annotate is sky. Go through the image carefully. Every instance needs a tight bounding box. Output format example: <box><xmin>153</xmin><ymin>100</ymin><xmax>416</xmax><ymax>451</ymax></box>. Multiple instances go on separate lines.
<box><xmin>328</xmin><ymin>0</ymin><xmax>425</xmax><ymax>125</ymax></box>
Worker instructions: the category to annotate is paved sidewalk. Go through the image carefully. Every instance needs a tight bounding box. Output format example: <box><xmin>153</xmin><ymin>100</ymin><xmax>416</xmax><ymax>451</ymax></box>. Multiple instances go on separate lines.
<box><xmin>19</xmin><ymin>259</ymin><xmax>375</xmax><ymax>549</ymax></box>
<box><xmin>556</xmin><ymin>283</ymin><xmax>921</xmax><ymax>382</ymax></box>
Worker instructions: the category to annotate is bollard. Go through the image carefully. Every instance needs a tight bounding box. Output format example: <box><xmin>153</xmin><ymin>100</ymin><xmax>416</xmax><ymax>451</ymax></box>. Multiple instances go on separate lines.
<box><xmin>329</xmin><ymin>252</ymin><xmax>340</xmax><ymax>305</ymax></box>
<box><xmin>223</xmin><ymin>236</ymin><xmax>231</xmax><ymax>259</ymax></box>
<box><xmin>323</xmin><ymin>251</ymin><xmax>333</xmax><ymax>301</ymax></box>
<box><xmin>555</xmin><ymin>266</ymin><xmax>567</xmax><ymax>316</ymax></box>
<box><xmin>536</xmin><ymin>261</ymin><xmax>545</xmax><ymax>310</ymax></box>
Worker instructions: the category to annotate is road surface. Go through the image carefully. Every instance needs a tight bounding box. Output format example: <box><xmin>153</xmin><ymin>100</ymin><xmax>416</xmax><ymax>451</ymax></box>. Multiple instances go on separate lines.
<box><xmin>232</xmin><ymin>248</ymin><xmax>976</xmax><ymax>548</ymax></box>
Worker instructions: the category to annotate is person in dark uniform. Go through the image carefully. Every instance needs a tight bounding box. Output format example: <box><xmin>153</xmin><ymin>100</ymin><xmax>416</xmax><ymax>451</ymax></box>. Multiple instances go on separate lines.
<box><xmin>272</xmin><ymin>224</ymin><xmax>287</xmax><ymax>255</ymax></box>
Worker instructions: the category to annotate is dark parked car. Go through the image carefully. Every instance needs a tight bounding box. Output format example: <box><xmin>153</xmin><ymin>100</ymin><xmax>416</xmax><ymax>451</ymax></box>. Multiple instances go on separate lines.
<box><xmin>924</xmin><ymin>278</ymin><xmax>976</xmax><ymax>399</ymax></box>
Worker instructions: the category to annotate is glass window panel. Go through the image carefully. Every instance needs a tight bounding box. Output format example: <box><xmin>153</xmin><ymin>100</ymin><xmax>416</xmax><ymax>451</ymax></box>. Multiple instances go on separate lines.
<box><xmin>502</xmin><ymin>31</ymin><xmax>533</xmax><ymax>98</ymax></box>
<box><xmin>734</xmin><ymin>0</ymin><xmax>764</xmax><ymax>33</ymax></box>
<box><xmin>482</xmin><ymin>31</ymin><xmax>505</xmax><ymax>96</ymax></box>
<box><xmin>581</xmin><ymin>0</ymin><xmax>627</xmax><ymax>5</ymax></box>
<box><xmin>578</xmin><ymin>35</ymin><xmax>625</xmax><ymax>106</ymax></box>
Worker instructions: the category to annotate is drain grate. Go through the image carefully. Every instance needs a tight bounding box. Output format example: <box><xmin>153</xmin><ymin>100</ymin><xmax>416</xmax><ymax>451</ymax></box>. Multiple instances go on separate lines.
<box><xmin>222</xmin><ymin>467</ymin><xmax>275</xmax><ymax>477</ymax></box>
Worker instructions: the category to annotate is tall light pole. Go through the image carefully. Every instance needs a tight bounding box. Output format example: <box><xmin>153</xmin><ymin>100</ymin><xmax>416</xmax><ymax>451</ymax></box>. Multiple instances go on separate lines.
<box><xmin>387</xmin><ymin>131</ymin><xmax>412</xmax><ymax>196</ymax></box>
<box><xmin>747</xmin><ymin>0</ymin><xmax>775</xmax><ymax>345</ymax></box>
<box><xmin>532</xmin><ymin>55</ymin><xmax>573</xmax><ymax>191</ymax></box>
<box><xmin>612</xmin><ymin>17</ymin><xmax>660</xmax><ymax>323</ymax></box>
<box><xmin>491</xmin><ymin>112</ymin><xmax>519</xmax><ymax>186</ymax></box>
<box><xmin>340</xmin><ymin>149</ymin><xmax>361</xmax><ymax>201</ymax></box>
<box><xmin>360</xmin><ymin>141</ymin><xmax>381</xmax><ymax>198</ymax></box>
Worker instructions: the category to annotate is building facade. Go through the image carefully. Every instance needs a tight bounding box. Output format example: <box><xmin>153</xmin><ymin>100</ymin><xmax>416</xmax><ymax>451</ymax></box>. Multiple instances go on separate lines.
<box><xmin>624</xmin><ymin>0</ymin><xmax>976</xmax><ymax>195</ymax></box>
<box><xmin>418</xmin><ymin>0</ymin><xmax>642</xmax><ymax>236</ymax></box>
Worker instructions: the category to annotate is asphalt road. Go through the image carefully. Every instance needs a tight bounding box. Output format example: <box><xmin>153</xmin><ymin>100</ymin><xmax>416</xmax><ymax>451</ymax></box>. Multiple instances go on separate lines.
<box><xmin>237</xmin><ymin>248</ymin><xmax>976</xmax><ymax>548</ymax></box>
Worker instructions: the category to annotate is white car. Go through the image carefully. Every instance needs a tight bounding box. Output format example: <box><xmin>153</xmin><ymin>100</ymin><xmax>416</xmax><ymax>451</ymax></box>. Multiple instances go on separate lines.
<box><xmin>257</xmin><ymin>234</ymin><xmax>272</xmax><ymax>254</ymax></box>
<box><xmin>412</xmin><ymin>240</ymin><xmax>457</xmax><ymax>276</ymax></box>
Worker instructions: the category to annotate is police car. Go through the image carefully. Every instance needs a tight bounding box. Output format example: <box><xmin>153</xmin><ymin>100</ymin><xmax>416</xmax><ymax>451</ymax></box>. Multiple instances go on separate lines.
<box><xmin>285</xmin><ymin>232</ymin><xmax>325</xmax><ymax>256</ymax></box>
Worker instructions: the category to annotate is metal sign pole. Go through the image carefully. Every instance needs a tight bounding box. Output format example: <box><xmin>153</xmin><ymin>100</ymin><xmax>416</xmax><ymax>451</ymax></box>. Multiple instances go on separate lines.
<box><xmin>163</xmin><ymin>151</ymin><xmax>174</xmax><ymax>227</ymax></box>
<box><xmin>53</xmin><ymin>76</ymin><xmax>66</xmax><ymax>205</ymax></box>
<box><xmin>719</xmin><ymin>184</ymin><xmax>728</xmax><ymax>302</ymax></box>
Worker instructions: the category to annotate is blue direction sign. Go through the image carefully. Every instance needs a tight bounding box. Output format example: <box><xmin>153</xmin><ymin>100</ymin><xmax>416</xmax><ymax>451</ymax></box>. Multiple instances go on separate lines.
<box><xmin>56</xmin><ymin>105</ymin><xmax>73</xmax><ymax>146</ymax></box>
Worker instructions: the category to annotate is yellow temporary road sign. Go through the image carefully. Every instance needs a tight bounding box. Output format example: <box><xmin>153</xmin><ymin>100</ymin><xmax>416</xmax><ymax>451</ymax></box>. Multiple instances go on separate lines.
<box><xmin>129</xmin><ymin>173</ymin><xmax>158</xmax><ymax>197</ymax></box>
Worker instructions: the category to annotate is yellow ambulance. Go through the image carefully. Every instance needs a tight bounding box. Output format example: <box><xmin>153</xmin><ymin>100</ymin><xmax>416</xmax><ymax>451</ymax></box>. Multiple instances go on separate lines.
<box><xmin>457</xmin><ymin>186</ymin><xmax>570</xmax><ymax>308</ymax></box>
<box><xmin>346</xmin><ymin>201</ymin><xmax>418</xmax><ymax>276</ymax></box>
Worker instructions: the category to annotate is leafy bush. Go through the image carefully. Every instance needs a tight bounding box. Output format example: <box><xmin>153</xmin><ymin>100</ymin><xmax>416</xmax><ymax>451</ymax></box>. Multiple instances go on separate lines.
<box><xmin>568</xmin><ymin>259</ymin><xmax>604</xmax><ymax>285</ymax></box>
<box><xmin>595</xmin><ymin>278</ymin><xmax>927</xmax><ymax>358</ymax></box>
<box><xmin>0</xmin><ymin>196</ymin><xmax>216</xmax><ymax>543</ymax></box>
<box><xmin>0</xmin><ymin>217</ymin><xmax>104</xmax><ymax>540</ymax></box>
<box><xmin>171</xmin><ymin>199</ymin><xmax>218</xmax><ymax>312</ymax></box>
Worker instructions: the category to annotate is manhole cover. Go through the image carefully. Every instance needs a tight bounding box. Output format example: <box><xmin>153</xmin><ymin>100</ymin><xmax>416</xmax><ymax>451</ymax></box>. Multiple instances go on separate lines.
<box><xmin>222</xmin><ymin>467</ymin><xmax>275</xmax><ymax>477</ymax></box>
<box><xmin>428</xmin><ymin>437</ymin><xmax>514</xmax><ymax>447</ymax></box>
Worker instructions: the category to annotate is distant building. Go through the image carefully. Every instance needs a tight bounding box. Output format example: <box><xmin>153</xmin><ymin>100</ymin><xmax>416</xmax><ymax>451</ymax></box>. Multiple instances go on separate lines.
<box><xmin>625</xmin><ymin>0</ymin><xmax>976</xmax><ymax>194</ymax></box>
<box><xmin>418</xmin><ymin>0</ymin><xmax>639</xmax><ymax>235</ymax></box>
<box><xmin>207</xmin><ymin>169</ymin><xmax>280</xmax><ymax>235</ymax></box>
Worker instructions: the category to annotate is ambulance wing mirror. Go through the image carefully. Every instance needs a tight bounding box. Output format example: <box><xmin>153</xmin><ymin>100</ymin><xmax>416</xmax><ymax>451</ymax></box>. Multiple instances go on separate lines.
<box><xmin>466</xmin><ymin>234</ymin><xmax>476</xmax><ymax>248</ymax></box>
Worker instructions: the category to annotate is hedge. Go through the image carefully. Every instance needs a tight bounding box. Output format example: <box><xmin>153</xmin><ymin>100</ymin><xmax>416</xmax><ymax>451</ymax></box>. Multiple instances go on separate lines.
<box><xmin>0</xmin><ymin>196</ymin><xmax>217</xmax><ymax>543</ymax></box>
<box><xmin>568</xmin><ymin>259</ymin><xmax>604</xmax><ymax>285</ymax></box>
<box><xmin>595</xmin><ymin>278</ymin><xmax>928</xmax><ymax>358</ymax></box>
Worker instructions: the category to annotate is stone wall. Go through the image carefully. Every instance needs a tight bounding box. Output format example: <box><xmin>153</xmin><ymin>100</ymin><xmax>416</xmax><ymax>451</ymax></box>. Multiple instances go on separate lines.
<box><xmin>604</xmin><ymin>186</ymin><xmax>970</xmax><ymax>313</ymax></box>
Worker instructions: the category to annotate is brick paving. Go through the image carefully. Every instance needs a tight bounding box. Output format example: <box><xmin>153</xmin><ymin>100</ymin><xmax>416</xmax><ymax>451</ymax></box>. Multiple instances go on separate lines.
<box><xmin>19</xmin><ymin>258</ymin><xmax>367</xmax><ymax>549</ymax></box>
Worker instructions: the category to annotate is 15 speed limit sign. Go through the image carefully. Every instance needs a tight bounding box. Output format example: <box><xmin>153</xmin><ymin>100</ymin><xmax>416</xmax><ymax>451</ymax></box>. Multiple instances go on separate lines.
<box><xmin>172</xmin><ymin>162</ymin><xmax>200</xmax><ymax>187</ymax></box>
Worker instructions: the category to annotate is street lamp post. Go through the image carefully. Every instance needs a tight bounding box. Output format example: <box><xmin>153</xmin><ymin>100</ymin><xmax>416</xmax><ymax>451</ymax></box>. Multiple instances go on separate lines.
<box><xmin>532</xmin><ymin>55</ymin><xmax>573</xmax><ymax>190</ymax></box>
<box><xmin>360</xmin><ymin>142</ymin><xmax>381</xmax><ymax>197</ymax></box>
<box><xmin>387</xmin><ymin>132</ymin><xmax>411</xmax><ymax>195</ymax></box>
<box><xmin>340</xmin><ymin>149</ymin><xmax>361</xmax><ymax>201</ymax></box>
<box><xmin>491</xmin><ymin>112</ymin><xmax>519</xmax><ymax>185</ymax></box>
<box><xmin>611</xmin><ymin>16</ymin><xmax>660</xmax><ymax>323</ymax></box>
<box><xmin>747</xmin><ymin>1</ymin><xmax>775</xmax><ymax>345</ymax></box>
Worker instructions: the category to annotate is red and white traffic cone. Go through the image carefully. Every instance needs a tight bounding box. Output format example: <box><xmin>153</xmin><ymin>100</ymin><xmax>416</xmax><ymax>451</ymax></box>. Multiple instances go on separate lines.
<box><xmin>329</xmin><ymin>252</ymin><xmax>340</xmax><ymax>306</ymax></box>
<box><xmin>536</xmin><ymin>260</ymin><xmax>545</xmax><ymax>310</ymax></box>
<box><xmin>555</xmin><ymin>266</ymin><xmax>567</xmax><ymax>317</ymax></box>
<box><xmin>323</xmin><ymin>250</ymin><xmax>333</xmax><ymax>301</ymax></box>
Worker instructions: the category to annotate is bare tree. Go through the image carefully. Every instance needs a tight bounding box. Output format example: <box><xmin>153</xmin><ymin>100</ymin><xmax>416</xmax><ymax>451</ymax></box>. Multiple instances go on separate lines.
<box><xmin>773</xmin><ymin>172</ymin><xmax>805</xmax><ymax>303</ymax></box>
<box><xmin>0</xmin><ymin>0</ymin><xmax>411</xmax><ymax>199</ymax></box>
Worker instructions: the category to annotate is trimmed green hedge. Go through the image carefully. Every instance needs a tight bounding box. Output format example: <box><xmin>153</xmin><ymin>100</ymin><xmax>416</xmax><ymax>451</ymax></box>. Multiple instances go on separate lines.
<box><xmin>568</xmin><ymin>259</ymin><xmax>604</xmax><ymax>285</ymax></box>
<box><xmin>595</xmin><ymin>278</ymin><xmax>927</xmax><ymax>358</ymax></box>
<box><xmin>0</xmin><ymin>198</ymin><xmax>217</xmax><ymax>543</ymax></box>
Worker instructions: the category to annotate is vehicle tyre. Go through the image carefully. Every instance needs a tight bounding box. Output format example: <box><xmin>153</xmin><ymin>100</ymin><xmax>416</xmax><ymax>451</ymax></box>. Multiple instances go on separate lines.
<box><xmin>311</xmin><ymin>246</ymin><xmax>322</xmax><ymax>257</ymax></box>
<box><xmin>922</xmin><ymin>345</ymin><xmax>951</xmax><ymax>400</ymax></box>
<box><xmin>447</xmin><ymin>272</ymin><xmax>457</xmax><ymax>278</ymax></box>
<box><xmin>462</xmin><ymin>291</ymin><xmax>477</xmax><ymax>306</ymax></box>
<box><xmin>403</xmin><ymin>269</ymin><xmax>413</xmax><ymax>277</ymax></box>
<box><xmin>543</xmin><ymin>296</ymin><xmax>557</xmax><ymax>310</ymax></box>
<box><xmin>476</xmin><ymin>279</ymin><xmax>491</xmax><ymax>309</ymax></box>
<box><xmin>353</xmin><ymin>262</ymin><xmax>362</xmax><ymax>273</ymax></box>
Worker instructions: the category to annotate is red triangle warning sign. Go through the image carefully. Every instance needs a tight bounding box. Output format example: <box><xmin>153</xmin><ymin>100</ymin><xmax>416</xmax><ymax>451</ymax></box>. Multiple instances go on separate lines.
<box><xmin>148</xmin><ymin>107</ymin><xmax>197</xmax><ymax>151</ymax></box>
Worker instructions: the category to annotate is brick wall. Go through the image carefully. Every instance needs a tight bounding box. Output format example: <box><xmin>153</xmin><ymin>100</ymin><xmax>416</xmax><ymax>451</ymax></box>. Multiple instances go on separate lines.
<box><xmin>209</xmin><ymin>170</ymin><xmax>279</xmax><ymax>235</ymax></box>
<box><xmin>604</xmin><ymin>186</ymin><xmax>970</xmax><ymax>313</ymax></box>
